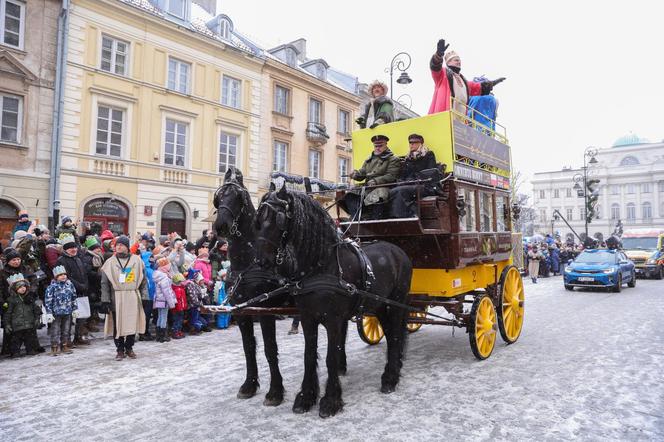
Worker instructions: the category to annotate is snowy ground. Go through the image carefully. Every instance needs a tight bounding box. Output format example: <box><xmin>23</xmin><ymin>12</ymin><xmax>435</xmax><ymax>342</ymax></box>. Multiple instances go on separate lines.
<box><xmin>1</xmin><ymin>276</ymin><xmax>663</xmax><ymax>441</ymax></box>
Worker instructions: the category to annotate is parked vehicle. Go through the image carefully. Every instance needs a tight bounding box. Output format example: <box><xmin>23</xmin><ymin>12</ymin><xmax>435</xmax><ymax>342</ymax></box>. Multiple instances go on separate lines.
<box><xmin>621</xmin><ymin>229</ymin><xmax>664</xmax><ymax>279</ymax></box>
<box><xmin>564</xmin><ymin>249</ymin><xmax>635</xmax><ymax>292</ymax></box>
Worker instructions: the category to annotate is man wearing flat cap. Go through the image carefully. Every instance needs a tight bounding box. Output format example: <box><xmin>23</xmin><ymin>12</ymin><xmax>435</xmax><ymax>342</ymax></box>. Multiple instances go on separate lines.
<box><xmin>389</xmin><ymin>133</ymin><xmax>438</xmax><ymax>218</ymax></box>
<box><xmin>339</xmin><ymin>134</ymin><xmax>401</xmax><ymax>219</ymax></box>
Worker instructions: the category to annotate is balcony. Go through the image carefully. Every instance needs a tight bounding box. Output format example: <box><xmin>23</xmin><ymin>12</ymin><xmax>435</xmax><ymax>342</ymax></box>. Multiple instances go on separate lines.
<box><xmin>306</xmin><ymin>122</ymin><xmax>330</xmax><ymax>146</ymax></box>
<box><xmin>92</xmin><ymin>159</ymin><xmax>126</xmax><ymax>176</ymax></box>
<box><xmin>162</xmin><ymin>169</ymin><xmax>190</xmax><ymax>184</ymax></box>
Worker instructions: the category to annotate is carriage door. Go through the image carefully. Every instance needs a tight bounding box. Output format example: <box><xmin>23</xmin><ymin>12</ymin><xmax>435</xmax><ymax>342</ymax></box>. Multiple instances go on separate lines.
<box><xmin>160</xmin><ymin>201</ymin><xmax>186</xmax><ymax>237</ymax></box>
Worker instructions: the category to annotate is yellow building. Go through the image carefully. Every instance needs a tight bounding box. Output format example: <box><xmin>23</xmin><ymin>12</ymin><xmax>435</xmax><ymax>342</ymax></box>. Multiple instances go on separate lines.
<box><xmin>57</xmin><ymin>0</ymin><xmax>264</xmax><ymax>238</ymax></box>
<box><xmin>259</xmin><ymin>39</ymin><xmax>360</xmax><ymax>196</ymax></box>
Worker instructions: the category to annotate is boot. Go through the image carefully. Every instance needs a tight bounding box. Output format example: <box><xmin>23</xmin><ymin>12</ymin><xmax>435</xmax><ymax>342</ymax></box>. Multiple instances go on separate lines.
<box><xmin>155</xmin><ymin>328</ymin><xmax>162</xmax><ymax>343</ymax></box>
<box><xmin>61</xmin><ymin>343</ymin><xmax>73</xmax><ymax>354</ymax></box>
<box><xmin>125</xmin><ymin>349</ymin><xmax>136</xmax><ymax>359</ymax></box>
<box><xmin>50</xmin><ymin>345</ymin><xmax>59</xmax><ymax>356</ymax></box>
<box><xmin>115</xmin><ymin>351</ymin><xmax>125</xmax><ymax>361</ymax></box>
<box><xmin>162</xmin><ymin>328</ymin><xmax>171</xmax><ymax>342</ymax></box>
<box><xmin>288</xmin><ymin>325</ymin><xmax>299</xmax><ymax>335</ymax></box>
<box><xmin>74</xmin><ymin>336</ymin><xmax>90</xmax><ymax>346</ymax></box>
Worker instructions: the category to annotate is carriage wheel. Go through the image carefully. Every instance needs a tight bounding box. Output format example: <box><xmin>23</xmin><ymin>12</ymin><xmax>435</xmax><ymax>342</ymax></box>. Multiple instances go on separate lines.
<box><xmin>497</xmin><ymin>265</ymin><xmax>525</xmax><ymax>344</ymax></box>
<box><xmin>406</xmin><ymin>307</ymin><xmax>428</xmax><ymax>333</ymax></box>
<box><xmin>469</xmin><ymin>295</ymin><xmax>497</xmax><ymax>360</ymax></box>
<box><xmin>357</xmin><ymin>315</ymin><xmax>384</xmax><ymax>345</ymax></box>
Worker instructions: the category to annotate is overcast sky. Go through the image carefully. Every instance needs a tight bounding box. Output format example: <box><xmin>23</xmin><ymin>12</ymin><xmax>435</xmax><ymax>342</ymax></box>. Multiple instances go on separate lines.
<box><xmin>217</xmin><ymin>0</ymin><xmax>662</xmax><ymax>190</ymax></box>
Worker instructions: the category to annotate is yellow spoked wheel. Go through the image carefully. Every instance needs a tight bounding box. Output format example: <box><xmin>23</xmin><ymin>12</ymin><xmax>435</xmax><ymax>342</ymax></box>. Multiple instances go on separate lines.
<box><xmin>406</xmin><ymin>307</ymin><xmax>428</xmax><ymax>333</ymax></box>
<box><xmin>357</xmin><ymin>315</ymin><xmax>384</xmax><ymax>345</ymax></box>
<box><xmin>469</xmin><ymin>295</ymin><xmax>497</xmax><ymax>360</ymax></box>
<box><xmin>497</xmin><ymin>265</ymin><xmax>525</xmax><ymax>344</ymax></box>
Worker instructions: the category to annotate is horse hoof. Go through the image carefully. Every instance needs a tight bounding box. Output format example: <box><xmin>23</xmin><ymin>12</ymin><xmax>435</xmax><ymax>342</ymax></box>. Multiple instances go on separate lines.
<box><xmin>292</xmin><ymin>392</ymin><xmax>316</xmax><ymax>414</ymax></box>
<box><xmin>237</xmin><ymin>383</ymin><xmax>259</xmax><ymax>399</ymax></box>
<box><xmin>319</xmin><ymin>396</ymin><xmax>343</xmax><ymax>418</ymax></box>
<box><xmin>339</xmin><ymin>366</ymin><xmax>347</xmax><ymax>376</ymax></box>
<box><xmin>380</xmin><ymin>383</ymin><xmax>396</xmax><ymax>394</ymax></box>
<box><xmin>263</xmin><ymin>392</ymin><xmax>284</xmax><ymax>406</ymax></box>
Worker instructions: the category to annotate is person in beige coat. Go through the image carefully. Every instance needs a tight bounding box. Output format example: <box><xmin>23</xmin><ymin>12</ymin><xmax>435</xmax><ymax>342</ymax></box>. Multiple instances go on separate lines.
<box><xmin>527</xmin><ymin>244</ymin><xmax>544</xmax><ymax>284</ymax></box>
<box><xmin>100</xmin><ymin>235</ymin><xmax>148</xmax><ymax>361</ymax></box>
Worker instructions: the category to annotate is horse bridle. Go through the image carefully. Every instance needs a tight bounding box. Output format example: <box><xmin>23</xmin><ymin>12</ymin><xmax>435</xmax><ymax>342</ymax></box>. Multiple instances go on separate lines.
<box><xmin>256</xmin><ymin>198</ymin><xmax>291</xmax><ymax>265</ymax></box>
<box><xmin>214</xmin><ymin>182</ymin><xmax>246</xmax><ymax>237</ymax></box>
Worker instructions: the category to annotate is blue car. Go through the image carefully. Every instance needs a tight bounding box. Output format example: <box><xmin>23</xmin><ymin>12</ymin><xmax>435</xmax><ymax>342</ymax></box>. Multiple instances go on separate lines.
<box><xmin>563</xmin><ymin>249</ymin><xmax>636</xmax><ymax>292</ymax></box>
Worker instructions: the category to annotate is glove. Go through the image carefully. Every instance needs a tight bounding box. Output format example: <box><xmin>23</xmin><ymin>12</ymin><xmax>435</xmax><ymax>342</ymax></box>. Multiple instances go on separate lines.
<box><xmin>100</xmin><ymin>302</ymin><xmax>111</xmax><ymax>313</ymax></box>
<box><xmin>355</xmin><ymin>116</ymin><xmax>366</xmax><ymax>128</ymax></box>
<box><xmin>349</xmin><ymin>170</ymin><xmax>358</xmax><ymax>180</ymax></box>
<box><xmin>72</xmin><ymin>310</ymin><xmax>80</xmax><ymax>319</ymax></box>
<box><xmin>45</xmin><ymin>313</ymin><xmax>55</xmax><ymax>324</ymax></box>
<box><xmin>436</xmin><ymin>38</ymin><xmax>449</xmax><ymax>57</ymax></box>
<box><xmin>369</xmin><ymin>122</ymin><xmax>379</xmax><ymax>129</ymax></box>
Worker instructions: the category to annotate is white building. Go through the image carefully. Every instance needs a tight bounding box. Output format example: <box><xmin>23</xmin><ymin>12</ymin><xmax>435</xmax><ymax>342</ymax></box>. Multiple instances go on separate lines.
<box><xmin>531</xmin><ymin>134</ymin><xmax>664</xmax><ymax>242</ymax></box>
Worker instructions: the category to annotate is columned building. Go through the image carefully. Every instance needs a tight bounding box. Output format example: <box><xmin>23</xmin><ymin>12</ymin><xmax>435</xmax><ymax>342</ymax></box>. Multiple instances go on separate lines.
<box><xmin>531</xmin><ymin>135</ymin><xmax>664</xmax><ymax>242</ymax></box>
<box><xmin>56</xmin><ymin>0</ymin><xmax>264</xmax><ymax>238</ymax></box>
<box><xmin>0</xmin><ymin>0</ymin><xmax>59</xmax><ymax>245</ymax></box>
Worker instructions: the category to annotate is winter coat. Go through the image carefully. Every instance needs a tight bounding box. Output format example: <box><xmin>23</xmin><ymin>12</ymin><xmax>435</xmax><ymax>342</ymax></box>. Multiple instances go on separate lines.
<box><xmin>81</xmin><ymin>249</ymin><xmax>103</xmax><ymax>302</ymax></box>
<box><xmin>428</xmin><ymin>54</ymin><xmax>485</xmax><ymax>114</ymax></box>
<box><xmin>185</xmin><ymin>282</ymin><xmax>205</xmax><ymax>308</ymax></box>
<box><xmin>192</xmin><ymin>258</ymin><xmax>212</xmax><ymax>285</ymax></box>
<box><xmin>551</xmin><ymin>248</ymin><xmax>561</xmax><ymax>273</ymax></box>
<box><xmin>399</xmin><ymin>150</ymin><xmax>437</xmax><ymax>181</ymax></box>
<box><xmin>359</xmin><ymin>96</ymin><xmax>394</xmax><ymax>128</ymax></box>
<box><xmin>354</xmin><ymin>149</ymin><xmax>401</xmax><ymax>205</ymax></box>
<box><xmin>171</xmin><ymin>284</ymin><xmax>188</xmax><ymax>312</ymax></box>
<box><xmin>12</xmin><ymin>220</ymin><xmax>31</xmax><ymax>236</ymax></box>
<box><xmin>55</xmin><ymin>225</ymin><xmax>79</xmax><ymax>244</ymax></box>
<box><xmin>527</xmin><ymin>250</ymin><xmax>543</xmax><ymax>277</ymax></box>
<box><xmin>140</xmin><ymin>251</ymin><xmax>156</xmax><ymax>301</ymax></box>
<box><xmin>152</xmin><ymin>270</ymin><xmax>176</xmax><ymax>309</ymax></box>
<box><xmin>44</xmin><ymin>244</ymin><xmax>61</xmax><ymax>272</ymax></box>
<box><xmin>44</xmin><ymin>280</ymin><xmax>78</xmax><ymax>315</ymax></box>
<box><xmin>100</xmin><ymin>253</ymin><xmax>147</xmax><ymax>338</ymax></box>
<box><xmin>57</xmin><ymin>253</ymin><xmax>88</xmax><ymax>297</ymax></box>
<box><xmin>3</xmin><ymin>289</ymin><xmax>41</xmax><ymax>332</ymax></box>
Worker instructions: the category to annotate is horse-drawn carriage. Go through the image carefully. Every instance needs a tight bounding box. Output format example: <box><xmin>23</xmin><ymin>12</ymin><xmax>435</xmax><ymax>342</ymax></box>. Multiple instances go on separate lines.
<box><xmin>337</xmin><ymin>107</ymin><xmax>524</xmax><ymax>360</ymax></box>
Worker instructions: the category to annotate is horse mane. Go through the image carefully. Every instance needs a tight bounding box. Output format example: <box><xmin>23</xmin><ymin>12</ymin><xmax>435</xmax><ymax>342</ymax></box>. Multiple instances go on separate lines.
<box><xmin>283</xmin><ymin>191</ymin><xmax>338</xmax><ymax>274</ymax></box>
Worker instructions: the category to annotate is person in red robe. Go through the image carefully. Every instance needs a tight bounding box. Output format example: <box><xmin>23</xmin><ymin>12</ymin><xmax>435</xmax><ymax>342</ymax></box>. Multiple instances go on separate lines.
<box><xmin>428</xmin><ymin>38</ymin><xmax>505</xmax><ymax>115</ymax></box>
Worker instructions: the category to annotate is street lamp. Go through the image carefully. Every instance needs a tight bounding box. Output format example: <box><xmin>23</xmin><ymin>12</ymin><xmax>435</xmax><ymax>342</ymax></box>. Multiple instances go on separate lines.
<box><xmin>570</xmin><ymin>146</ymin><xmax>599</xmax><ymax>239</ymax></box>
<box><xmin>385</xmin><ymin>52</ymin><xmax>412</xmax><ymax>100</ymax></box>
<box><xmin>551</xmin><ymin>212</ymin><xmax>559</xmax><ymax>235</ymax></box>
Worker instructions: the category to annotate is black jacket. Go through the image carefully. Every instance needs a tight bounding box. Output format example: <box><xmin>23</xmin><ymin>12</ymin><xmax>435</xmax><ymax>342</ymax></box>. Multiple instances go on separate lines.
<box><xmin>399</xmin><ymin>151</ymin><xmax>437</xmax><ymax>181</ymax></box>
<box><xmin>56</xmin><ymin>253</ymin><xmax>89</xmax><ymax>297</ymax></box>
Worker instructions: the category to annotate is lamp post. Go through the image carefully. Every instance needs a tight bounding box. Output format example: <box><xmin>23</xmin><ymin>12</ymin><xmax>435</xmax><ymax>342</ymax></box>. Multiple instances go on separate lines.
<box><xmin>51</xmin><ymin>199</ymin><xmax>61</xmax><ymax>232</ymax></box>
<box><xmin>551</xmin><ymin>212</ymin><xmax>559</xmax><ymax>236</ymax></box>
<box><xmin>385</xmin><ymin>52</ymin><xmax>412</xmax><ymax>100</ymax></box>
<box><xmin>571</xmin><ymin>146</ymin><xmax>599</xmax><ymax>240</ymax></box>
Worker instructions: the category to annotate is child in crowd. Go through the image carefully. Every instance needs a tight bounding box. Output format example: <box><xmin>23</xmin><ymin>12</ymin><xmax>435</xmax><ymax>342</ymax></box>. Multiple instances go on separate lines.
<box><xmin>170</xmin><ymin>273</ymin><xmax>188</xmax><ymax>339</ymax></box>
<box><xmin>3</xmin><ymin>273</ymin><xmax>41</xmax><ymax>357</ymax></box>
<box><xmin>152</xmin><ymin>257</ymin><xmax>176</xmax><ymax>343</ymax></box>
<box><xmin>43</xmin><ymin>265</ymin><xmax>78</xmax><ymax>356</ymax></box>
<box><xmin>185</xmin><ymin>271</ymin><xmax>210</xmax><ymax>335</ymax></box>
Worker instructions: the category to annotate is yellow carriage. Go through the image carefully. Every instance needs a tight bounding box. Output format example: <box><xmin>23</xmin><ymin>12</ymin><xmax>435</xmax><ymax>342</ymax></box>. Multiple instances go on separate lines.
<box><xmin>337</xmin><ymin>104</ymin><xmax>524</xmax><ymax>360</ymax></box>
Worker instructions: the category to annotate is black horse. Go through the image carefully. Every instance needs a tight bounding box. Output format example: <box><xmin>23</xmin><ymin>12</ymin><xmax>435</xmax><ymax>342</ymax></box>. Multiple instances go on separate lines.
<box><xmin>255</xmin><ymin>185</ymin><xmax>413</xmax><ymax>418</ymax></box>
<box><xmin>212</xmin><ymin>167</ymin><xmax>291</xmax><ymax>406</ymax></box>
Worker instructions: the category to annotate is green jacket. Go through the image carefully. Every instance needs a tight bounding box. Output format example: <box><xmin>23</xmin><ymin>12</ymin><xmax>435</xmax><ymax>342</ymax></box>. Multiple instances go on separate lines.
<box><xmin>4</xmin><ymin>291</ymin><xmax>40</xmax><ymax>332</ymax></box>
<box><xmin>354</xmin><ymin>149</ymin><xmax>401</xmax><ymax>205</ymax></box>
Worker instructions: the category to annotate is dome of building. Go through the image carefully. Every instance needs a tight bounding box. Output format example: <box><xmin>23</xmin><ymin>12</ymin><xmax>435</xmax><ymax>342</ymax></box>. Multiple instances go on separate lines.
<box><xmin>612</xmin><ymin>132</ymin><xmax>650</xmax><ymax>147</ymax></box>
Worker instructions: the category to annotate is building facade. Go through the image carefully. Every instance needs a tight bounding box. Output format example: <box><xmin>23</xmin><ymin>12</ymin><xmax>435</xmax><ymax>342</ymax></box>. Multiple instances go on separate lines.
<box><xmin>258</xmin><ymin>39</ymin><xmax>360</xmax><ymax>197</ymax></box>
<box><xmin>0</xmin><ymin>0</ymin><xmax>59</xmax><ymax>244</ymax></box>
<box><xmin>531</xmin><ymin>135</ymin><xmax>664</xmax><ymax>241</ymax></box>
<box><xmin>56</xmin><ymin>0</ymin><xmax>264</xmax><ymax>238</ymax></box>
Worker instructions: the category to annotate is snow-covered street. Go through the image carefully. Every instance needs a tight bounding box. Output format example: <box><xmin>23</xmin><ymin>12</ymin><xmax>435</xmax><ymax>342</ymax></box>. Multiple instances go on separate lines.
<box><xmin>2</xmin><ymin>276</ymin><xmax>663</xmax><ymax>441</ymax></box>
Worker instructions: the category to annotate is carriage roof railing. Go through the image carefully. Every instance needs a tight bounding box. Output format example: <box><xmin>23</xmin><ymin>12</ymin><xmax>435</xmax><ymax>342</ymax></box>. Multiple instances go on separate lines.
<box><xmin>449</xmin><ymin>96</ymin><xmax>509</xmax><ymax>146</ymax></box>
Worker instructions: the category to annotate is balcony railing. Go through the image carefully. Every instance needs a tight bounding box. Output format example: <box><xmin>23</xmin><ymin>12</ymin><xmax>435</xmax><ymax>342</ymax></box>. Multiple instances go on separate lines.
<box><xmin>92</xmin><ymin>159</ymin><xmax>126</xmax><ymax>176</ymax></box>
<box><xmin>162</xmin><ymin>169</ymin><xmax>190</xmax><ymax>184</ymax></box>
<box><xmin>306</xmin><ymin>122</ymin><xmax>330</xmax><ymax>145</ymax></box>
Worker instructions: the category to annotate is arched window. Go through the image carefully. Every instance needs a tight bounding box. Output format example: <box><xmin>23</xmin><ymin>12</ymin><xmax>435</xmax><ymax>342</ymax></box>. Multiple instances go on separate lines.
<box><xmin>83</xmin><ymin>198</ymin><xmax>129</xmax><ymax>236</ymax></box>
<box><xmin>219</xmin><ymin>18</ymin><xmax>231</xmax><ymax>39</ymax></box>
<box><xmin>0</xmin><ymin>199</ymin><xmax>19</xmax><ymax>248</ymax></box>
<box><xmin>610</xmin><ymin>203</ymin><xmax>620</xmax><ymax>220</ymax></box>
<box><xmin>642</xmin><ymin>202</ymin><xmax>652</xmax><ymax>220</ymax></box>
<box><xmin>161</xmin><ymin>201</ymin><xmax>186</xmax><ymax>236</ymax></box>
<box><xmin>626</xmin><ymin>203</ymin><xmax>636</xmax><ymax>220</ymax></box>
<box><xmin>619</xmin><ymin>156</ymin><xmax>640</xmax><ymax>166</ymax></box>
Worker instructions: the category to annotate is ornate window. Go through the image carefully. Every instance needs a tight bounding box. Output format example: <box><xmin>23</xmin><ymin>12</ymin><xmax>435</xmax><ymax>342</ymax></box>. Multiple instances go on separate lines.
<box><xmin>0</xmin><ymin>93</ymin><xmax>21</xmax><ymax>143</ymax></box>
<box><xmin>619</xmin><ymin>156</ymin><xmax>639</xmax><ymax>166</ymax></box>
<box><xmin>0</xmin><ymin>0</ymin><xmax>24</xmax><ymax>49</ymax></box>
